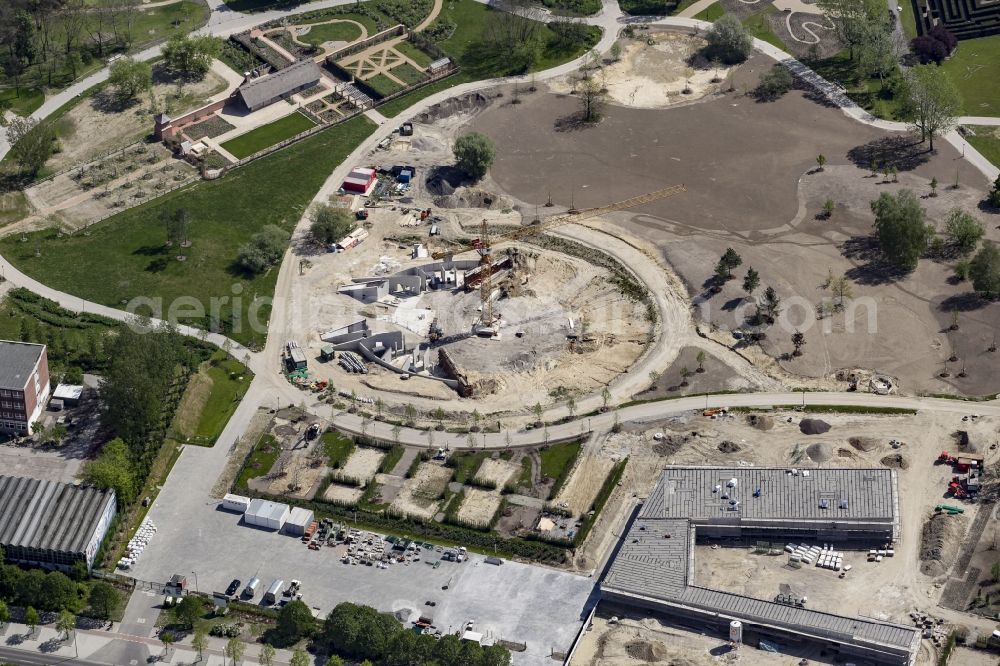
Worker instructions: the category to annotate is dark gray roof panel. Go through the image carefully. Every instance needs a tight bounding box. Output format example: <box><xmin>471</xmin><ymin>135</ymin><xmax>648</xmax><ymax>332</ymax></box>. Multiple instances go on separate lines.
<box><xmin>641</xmin><ymin>466</ymin><xmax>895</xmax><ymax>523</ymax></box>
<box><xmin>0</xmin><ymin>340</ymin><xmax>44</xmax><ymax>390</ymax></box>
<box><xmin>0</xmin><ymin>475</ymin><xmax>114</xmax><ymax>557</ymax></box>
<box><xmin>238</xmin><ymin>60</ymin><xmax>322</xmax><ymax>109</ymax></box>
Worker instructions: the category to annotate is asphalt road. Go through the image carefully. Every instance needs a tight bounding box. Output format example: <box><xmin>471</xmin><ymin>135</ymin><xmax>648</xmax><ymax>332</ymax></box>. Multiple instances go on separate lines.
<box><xmin>0</xmin><ymin>645</ymin><xmax>106</xmax><ymax>666</ymax></box>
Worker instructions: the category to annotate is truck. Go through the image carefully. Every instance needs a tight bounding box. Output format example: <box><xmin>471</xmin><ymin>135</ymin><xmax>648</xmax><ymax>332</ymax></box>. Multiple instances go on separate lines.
<box><xmin>243</xmin><ymin>577</ymin><xmax>261</xmax><ymax>599</ymax></box>
<box><xmin>264</xmin><ymin>579</ymin><xmax>284</xmax><ymax>605</ymax></box>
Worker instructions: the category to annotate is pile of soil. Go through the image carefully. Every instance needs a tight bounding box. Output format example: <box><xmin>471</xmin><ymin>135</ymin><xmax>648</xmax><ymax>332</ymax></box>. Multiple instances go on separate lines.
<box><xmin>718</xmin><ymin>440</ymin><xmax>741</xmax><ymax>453</ymax></box>
<box><xmin>880</xmin><ymin>453</ymin><xmax>909</xmax><ymax>469</ymax></box>
<box><xmin>748</xmin><ymin>413</ymin><xmax>774</xmax><ymax>431</ymax></box>
<box><xmin>920</xmin><ymin>511</ymin><xmax>967</xmax><ymax>576</ymax></box>
<box><xmin>653</xmin><ymin>433</ymin><xmax>692</xmax><ymax>456</ymax></box>
<box><xmin>800</xmin><ymin>418</ymin><xmax>831</xmax><ymax>435</ymax></box>
<box><xmin>624</xmin><ymin>641</ymin><xmax>668</xmax><ymax>663</ymax></box>
<box><xmin>415</xmin><ymin>91</ymin><xmax>491</xmax><ymax>123</ymax></box>
<box><xmin>806</xmin><ymin>442</ymin><xmax>833</xmax><ymax>463</ymax></box>
<box><xmin>433</xmin><ymin>187</ymin><xmax>510</xmax><ymax>210</ymax></box>
<box><xmin>848</xmin><ymin>436</ymin><xmax>880</xmax><ymax>452</ymax></box>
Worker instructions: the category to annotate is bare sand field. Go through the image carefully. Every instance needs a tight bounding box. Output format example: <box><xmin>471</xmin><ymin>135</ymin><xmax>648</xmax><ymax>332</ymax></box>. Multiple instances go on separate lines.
<box><xmin>456</xmin><ymin>487</ymin><xmax>502</xmax><ymax>526</ymax></box>
<box><xmin>472</xmin><ymin>458</ymin><xmax>519</xmax><ymax>488</ymax></box>
<box><xmin>551</xmin><ymin>451</ymin><xmax>615</xmax><ymax>517</ymax></box>
<box><xmin>339</xmin><ymin>447</ymin><xmax>384</xmax><ymax>483</ymax></box>
<box><xmin>390</xmin><ymin>462</ymin><xmax>452</xmax><ymax>520</ymax></box>
<box><xmin>323</xmin><ymin>483</ymin><xmax>363</xmax><ymax>504</ymax></box>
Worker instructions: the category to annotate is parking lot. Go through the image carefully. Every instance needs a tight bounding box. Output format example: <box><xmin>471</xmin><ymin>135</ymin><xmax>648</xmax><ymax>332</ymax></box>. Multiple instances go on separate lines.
<box><xmin>131</xmin><ymin>499</ymin><xmax>595</xmax><ymax>665</ymax></box>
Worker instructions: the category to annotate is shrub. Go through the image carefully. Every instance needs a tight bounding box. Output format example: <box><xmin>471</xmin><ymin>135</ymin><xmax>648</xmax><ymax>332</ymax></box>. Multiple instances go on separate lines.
<box><xmin>705</xmin><ymin>15</ymin><xmax>752</xmax><ymax>65</ymax></box>
<box><xmin>756</xmin><ymin>65</ymin><xmax>794</xmax><ymax>100</ymax></box>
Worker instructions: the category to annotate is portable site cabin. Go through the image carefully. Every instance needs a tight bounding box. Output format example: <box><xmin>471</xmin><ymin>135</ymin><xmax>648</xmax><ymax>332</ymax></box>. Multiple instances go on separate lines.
<box><xmin>285</xmin><ymin>507</ymin><xmax>315</xmax><ymax>537</ymax></box>
<box><xmin>244</xmin><ymin>499</ymin><xmax>290</xmax><ymax>530</ymax></box>
<box><xmin>342</xmin><ymin>167</ymin><xmax>377</xmax><ymax>194</ymax></box>
<box><xmin>320</xmin><ymin>346</ymin><xmax>335</xmax><ymax>362</ymax></box>
<box><xmin>222</xmin><ymin>493</ymin><xmax>251</xmax><ymax>513</ymax></box>
<box><xmin>52</xmin><ymin>384</ymin><xmax>84</xmax><ymax>407</ymax></box>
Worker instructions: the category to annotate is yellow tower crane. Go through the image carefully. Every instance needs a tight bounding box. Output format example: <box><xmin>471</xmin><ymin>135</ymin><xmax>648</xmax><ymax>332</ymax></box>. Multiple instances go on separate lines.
<box><xmin>431</xmin><ymin>184</ymin><xmax>687</xmax><ymax>336</ymax></box>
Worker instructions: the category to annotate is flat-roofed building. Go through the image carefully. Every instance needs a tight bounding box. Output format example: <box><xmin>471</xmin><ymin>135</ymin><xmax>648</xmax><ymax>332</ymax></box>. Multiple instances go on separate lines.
<box><xmin>0</xmin><ymin>475</ymin><xmax>116</xmax><ymax>572</ymax></box>
<box><xmin>0</xmin><ymin>340</ymin><xmax>50</xmax><ymax>435</ymax></box>
<box><xmin>601</xmin><ymin>467</ymin><xmax>917</xmax><ymax>665</ymax></box>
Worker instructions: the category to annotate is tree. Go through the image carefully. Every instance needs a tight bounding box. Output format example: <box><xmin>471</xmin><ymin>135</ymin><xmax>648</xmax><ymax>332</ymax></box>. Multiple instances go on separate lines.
<box><xmin>705</xmin><ymin>14</ymin><xmax>752</xmax><ymax>64</ymax></box>
<box><xmin>310</xmin><ymin>205</ymin><xmax>356</xmax><ymax>246</ymax></box>
<box><xmin>162</xmin><ymin>34</ymin><xmax>221</xmax><ymax>80</ymax></box>
<box><xmin>566</xmin><ymin>396</ymin><xmax>576</xmax><ymax>419</ymax></box>
<box><xmin>989</xmin><ymin>175</ymin><xmax>1000</xmax><ymax>208</ymax></box>
<box><xmin>817</xmin><ymin>0</ymin><xmax>884</xmax><ymax>60</ymax></box>
<box><xmin>56</xmin><ymin>609</ymin><xmax>75</xmax><ymax>640</ymax></box>
<box><xmin>25</xmin><ymin>606</ymin><xmax>39</xmax><ymax>634</ymax></box>
<box><xmin>108</xmin><ymin>57</ymin><xmax>152</xmax><ymax>106</ymax></box>
<box><xmin>83</xmin><ymin>438</ymin><xmax>137</xmax><ymax>505</ymax></box>
<box><xmin>911</xmin><ymin>25</ymin><xmax>957</xmax><ymax>64</ymax></box>
<box><xmin>856</xmin><ymin>19</ymin><xmax>897</xmax><ymax>86</ymax></box>
<box><xmin>609</xmin><ymin>41</ymin><xmax>623</xmax><ymax>62</ymax></box>
<box><xmin>830</xmin><ymin>274</ymin><xmax>854</xmax><ymax>308</ymax></box>
<box><xmin>321</xmin><ymin>602</ymin><xmax>400</xmax><ymax>661</ymax></box>
<box><xmin>969</xmin><ymin>243</ymin><xmax>1000</xmax><ymax>299</ymax></box>
<box><xmin>452</xmin><ymin>132</ymin><xmax>495</xmax><ymax>182</ymax></box>
<box><xmin>482</xmin><ymin>2</ymin><xmax>544</xmax><ymax>73</ymax></box>
<box><xmin>816</xmin><ymin>154</ymin><xmax>827</xmax><ymax>171</ymax></box>
<box><xmin>88</xmin><ymin>583</ymin><xmax>121</xmax><ymax>621</ymax></box>
<box><xmin>870</xmin><ymin>190</ymin><xmax>929</xmax><ymax>270</ymax></box>
<box><xmin>290</xmin><ymin>648</ymin><xmax>310</xmax><ymax>666</ymax></box>
<box><xmin>821</xmin><ymin>199</ymin><xmax>835</xmax><ymax>219</ymax></box>
<box><xmin>324</xmin><ymin>657</ymin><xmax>345</xmax><ymax>666</ymax></box>
<box><xmin>173</xmin><ymin>595</ymin><xmax>203</xmax><ymax>629</ymax></box>
<box><xmin>161</xmin><ymin>631</ymin><xmax>175</xmax><ymax>656</ymax></box>
<box><xmin>757</xmin><ymin>286</ymin><xmax>782</xmax><ymax>323</ymax></box>
<box><xmin>0</xmin><ymin>600</ymin><xmax>8</xmax><ymax>627</ymax></box>
<box><xmin>791</xmin><ymin>331</ymin><xmax>806</xmax><ymax>356</ymax></box>
<box><xmin>225</xmin><ymin>636</ymin><xmax>245</xmax><ymax>666</ymax></box>
<box><xmin>237</xmin><ymin>225</ymin><xmax>289</xmax><ymax>274</ymax></box>
<box><xmin>720</xmin><ymin>248</ymin><xmax>742</xmax><ymax>277</ymax></box>
<box><xmin>532</xmin><ymin>402</ymin><xmax>543</xmax><ymax>424</ymax></box>
<box><xmin>578</xmin><ymin>77</ymin><xmax>605</xmax><ymax>122</ymax></box>
<box><xmin>944</xmin><ymin>209</ymin><xmax>984</xmax><ymax>254</ymax></box>
<box><xmin>714</xmin><ymin>260</ymin><xmax>731</xmax><ymax>284</ymax></box>
<box><xmin>955</xmin><ymin>259</ymin><xmax>971</xmax><ymax>282</ymax></box>
<box><xmin>905</xmin><ymin>64</ymin><xmax>962</xmax><ymax>151</ymax></box>
<box><xmin>161</xmin><ymin>208</ymin><xmax>190</xmax><ymax>247</ymax></box>
<box><xmin>992</xmin><ymin>561</ymin><xmax>1000</xmax><ymax>583</ymax></box>
<box><xmin>193</xmin><ymin>628</ymin><xmax>209</xmax><ymax>662</ymax></box>
<box><xmin>679</xmin><ymin>367</ymin><xmax>691</xmax><ymax>386</ymax></box>
<box><xmin>257</xmin><ymin>643</ymin><xmax>275</xmax><ymax>666</ymax></box>
<box><xmin>696</xmin><ymin>350</ymin><xmax>706</xmax><ymax>372</ymax></box>
<box><xmin>756</xmin><ymin>64</ymin><xmax>794</xmax><ymax>100</ymax></box>
<box><xmin>6</xmin><ymin>116</ymin><xmax>57</xmax><ymax>175</ymax></box>
<box><xmin>41</xmin><ymin>571</ymin><xmax>77</xmax><ymax>611</ymax></box>
<box><xmin>14</xmin><ymin>11</ymin><xmax>37</xmax><ymax>67</ymax></box>
<box><xmin>742</xmin><ymin>267</ymin><xmax>760</xmax><ymax>298</ymax></box>
<box><xmin>276</xmin><ymin>600</ymin><xmax>315</xmax><ymax>644</ymax></box>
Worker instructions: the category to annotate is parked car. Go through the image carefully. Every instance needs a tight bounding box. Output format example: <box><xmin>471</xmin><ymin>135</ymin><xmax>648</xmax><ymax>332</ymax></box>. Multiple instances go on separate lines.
<box><xmin>226</xmin><ymin>579</ymin><xmax>241</xmax><ymax>597</ymax></box>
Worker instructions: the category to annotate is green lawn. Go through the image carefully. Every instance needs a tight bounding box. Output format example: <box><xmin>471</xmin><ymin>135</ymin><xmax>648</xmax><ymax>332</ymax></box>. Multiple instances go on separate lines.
<box><xmin>539</xmin><ymin>441</ymin><xmax>581</xmax><ymax>480</ymax></box>
<box><xmin>391</xmin><ymin>62</ymin><xmax>428</xmax><ymax>86</ymax></box>
<box><xmin>694</xmin><ymin>2</ymin><xmax>725</xmax><ymax>21</ymax></box>
<box><xmin>966</xmin><ymin>127</ymin><xmax>1000</xmax><ymax>168</ymax></box>
<box><xmin>299</xmin><ymin>20</ymin><xmax>364</xmax><ymax>46</ymax></box>
<box><xmin>541</xmin><ymin>0</ymin><xmax>602</xmax><ymax>16</ymax></box>
<box><xmin>0</xmin><ymin>191</ymin><xmax>31</xmax><ymax>228</ymax></box>
<box><xmin>743</xmin><ymin>7</ymin><xmax>787</xmax><ymax>51</ymax></box>
<box><xmin>899</xmin><ymin>4</ymin><xmax>919</xmax><ymax>40</ymax></box>
<box><xmin>0</xmin><ymin>115</ymin><xmax>377</xmax><ymax>348</ymax></box>
<box><xmin>0</xmin><ymin>86</ymin><xmax>45</xmax><ymax>116</ymax></box>
<box><xmin>190</xmin><ymin>351</ymin><xmax>252</xmax><ymax>443</ymax></box>
<box><xmin>811</xmin><ymin>50</ymin><xmax>911</xmax><ymax>121</ymax></box>
<box><xmin>364</xmin><ymin>73</ymin><xmax>406</xmax><ymax>98</ymax></box>
<box><xmin>620</xmin><ymin>0</ymin><xmax>690</xmax><ymax>14</ymax></box>
<box><xmin>129</xmin><ymin>1</ymin><xmax>209</xmax><ymax>45</ymax></box>
<box><xmin>940</xmin><ymin>35</ymin><xmax>1000</xmax><ymax>116</ymax></box>
<box><xmin>323</xmin><ymin>430</ymin><xmax>356</xmax><ymax>469</ymax></box>
<box><xmin>450</xmin><ymin>451</ymin><xmax>488</xmax><ymax>484</ymax></box>
<box><xmin>221</xmin><ymin>111</ymin><xmax>317</xmax><ymax>159</ymax></box>
<box><xmin>396</xmin><ymin>41</ymin><xmax>435</xmax><ymax>68</ymax></box>
<box><xmin>236</xmin><ymin>434</ymin><xmax>280</xmax><ymax>490</ymax></box>
<box><xmin>290</xmin><ymin>10</ymin><xmax>382</xmax><ymax>34</ymax></box>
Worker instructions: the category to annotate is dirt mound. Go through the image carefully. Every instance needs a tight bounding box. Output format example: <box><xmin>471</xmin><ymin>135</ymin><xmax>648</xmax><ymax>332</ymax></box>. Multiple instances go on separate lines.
<box><xmin>433</xmin><ymin>187</ymin><xmax>509</xmax><ymax>210</ymax></box>
<box><xmin>718</xmin><ymin>440</ymin><xmax>741</xmax><ymax>453</ymax></box>
<box><xmin>920</xmin><ymin>511</ymin><xmax>967</xmax><ymax>576</ymax></box>
<box><xmin>624</xmin><ymin>641</ymin><xmax>669</xmax><ymax>662</ymax></box>
<box><xmin>849</xmin><ymin>436</ymin><xmax>880</xmax><ymax>452</ymax></box>
<box><xmin>424</xmin><ymin>165</ymin><xmax>468</xmax><ymax>196</ymax></box>
<box><xmin>415</xmin><ymin>91</ymin><xmax>492</xmax><ymax>123</ymax></box>
<box><xmin>806</xmin><ymin>442</ymin><xmax>833</xmax><ymax>463</ymax></box>
<box><xmin>653</xmin><ymin>433</ymin><xmax>693</xmax><ymax>456</ymax></box>
<box><xmin>800</xmin><ymin>418</ymin><xmax>831</xmax><ymax>435</ymax></box>
<box><xmin>748</xmin><ymin>413</ymin><xmax>774</xmax><ymax>430</ymax></box>
<box><xmin>880</xmin><ymin>453</ymin><xmax>909</xmax><ymax>469</ymax></box>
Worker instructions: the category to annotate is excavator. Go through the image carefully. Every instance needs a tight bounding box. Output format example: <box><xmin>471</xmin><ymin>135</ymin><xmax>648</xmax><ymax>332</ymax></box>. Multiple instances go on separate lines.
<box><xmin>430</xmin><ymin>184</ymin><xmax>687</xmax><ymax>336</ymax></box>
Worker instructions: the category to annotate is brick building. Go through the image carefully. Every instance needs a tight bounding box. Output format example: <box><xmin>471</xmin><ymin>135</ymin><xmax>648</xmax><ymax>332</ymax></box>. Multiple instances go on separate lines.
<box><xmin>0</xmin><ymin>340</ymin><xmax>50</xmax><ymax>435</ymax></box>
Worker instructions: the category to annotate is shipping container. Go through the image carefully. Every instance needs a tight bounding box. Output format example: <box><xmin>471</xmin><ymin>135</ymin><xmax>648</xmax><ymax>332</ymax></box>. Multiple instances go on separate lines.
<box><xmin>243</xmin><ymin>577</ymin><xmax>261</xmax><ymax>599</ymax></box>
<box><xmin>222</xmin><ymin>493</ymin><xmax>251</xmax><ymax>513</ymax></box>
<box><xmin>264</xmin><ymin>579</ymin><xmax>284</xmax><ymax>605</ymax></box>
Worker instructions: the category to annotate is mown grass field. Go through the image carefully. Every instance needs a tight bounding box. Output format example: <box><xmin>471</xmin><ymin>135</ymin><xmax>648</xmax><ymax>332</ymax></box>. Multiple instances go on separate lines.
<box><xmin>221</xmin><ymin>111</ymin><xmax>317</xmax><ymax>159</ymax></box>
<box><xmin>299</xmin><ymin>20</ymin><xmax>364</xmax><ymax>46</ymax></box>
<box><xmin>1</xmin><ymin>115</ymin><xmax>376</xmax><ymax>348</ymax></box>
<box><xmin>172</xmin><ymin>351</ymin><xmax>252</xmax><ymax>445</ymax></box>
<box><xmin>966</xmin><ymin>127</ymin><xmax>1000</xmax><ymax>168</ymax></box>
<box><xmin>940</xmin><ymin>35</ymin><xmax>1000</xmax><ymax>116</ymax></box>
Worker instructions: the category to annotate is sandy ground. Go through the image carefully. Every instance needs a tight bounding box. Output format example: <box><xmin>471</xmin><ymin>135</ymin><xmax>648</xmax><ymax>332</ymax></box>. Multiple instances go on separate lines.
<box><xmin>49</xmin><ymin>64</ymin><xmax>229</xmax><ymax>173</ymax></box>
<box><xmin>473</xmin><ymin>458</ymin><xmax>519</xmax><ymax>487</ymax></box>
<box><xmin>338</xmin><ymin>446</ymin><xmax>384</xmax><ymax>482</ymax></box>
<box><xmin>455</xmin><ymin>487</ymin><xmax>502</xmax><ymax>527</ymax></box>
<box><xmin>549</xmin><ymin>32</ymin><xmax>736</xmax><ymax>110</ymax></box>
<box><xmin>390</xmin><ymin>461</ymin><xmax>452</xmax><ymax>519</ymax></box>
<box><xmin>323</xmin><ymin>483</ymin><xmax>363</xmax><ymax>504</ymax></box>
<box><xmin>262</xmin><ymin>444</ymin><xmax>329</xmax><ymax>500</ymax></box>
<box><xmin>551</xmin><ymin>452</ymin><xmax>615</xmax><ymax>517</ymax></box>
<box><xmin>468</xmin><ymin>54</ymin><xmax>1000</xmax><ymax>397</ymax></box>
